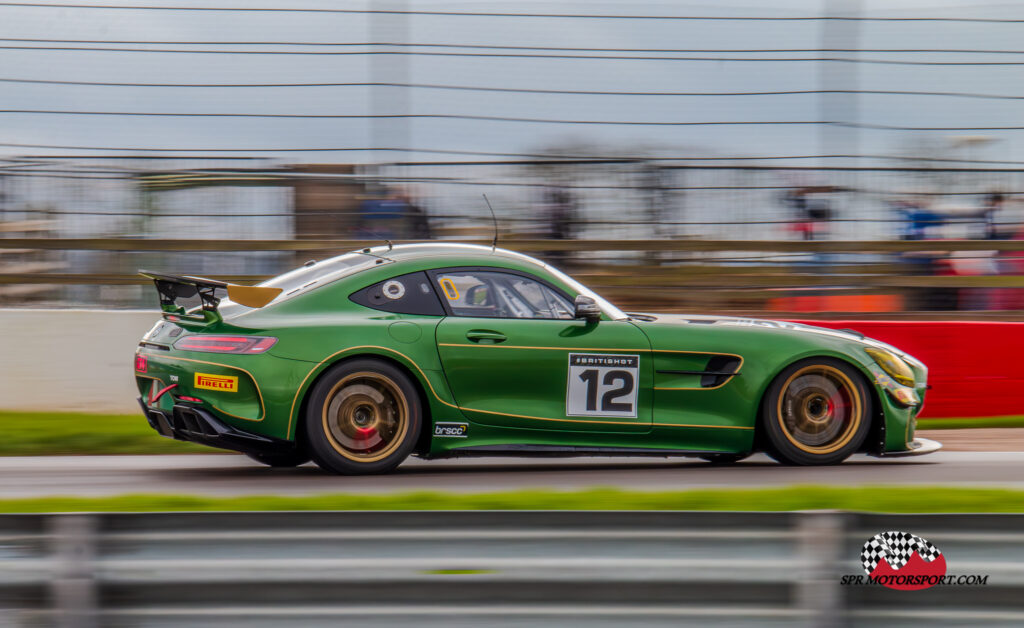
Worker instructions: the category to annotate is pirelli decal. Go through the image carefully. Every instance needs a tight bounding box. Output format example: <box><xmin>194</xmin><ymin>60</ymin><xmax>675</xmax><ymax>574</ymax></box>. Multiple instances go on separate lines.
<box><xmin>194</xmin><ymin>372</ymin><xmax>239</xmax><ymax>393</ymax></box>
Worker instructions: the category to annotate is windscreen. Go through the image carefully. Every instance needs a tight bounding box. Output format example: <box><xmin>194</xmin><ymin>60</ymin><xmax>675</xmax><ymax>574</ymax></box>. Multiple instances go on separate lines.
<box><xmin>543</xmin><ymin>263</ymin><xmax>629</xmax><ymax>321</ymax></box>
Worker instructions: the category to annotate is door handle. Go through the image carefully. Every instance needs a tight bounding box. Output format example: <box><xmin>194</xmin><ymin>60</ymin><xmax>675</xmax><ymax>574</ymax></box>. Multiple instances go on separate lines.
<box><xmin>466</xmin><ymin>330</ymin><xmax>507</xmax><ymax>343</ymax></box>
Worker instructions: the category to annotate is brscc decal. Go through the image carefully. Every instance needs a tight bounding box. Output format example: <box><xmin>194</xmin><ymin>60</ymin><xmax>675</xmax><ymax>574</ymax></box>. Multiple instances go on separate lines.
<box><xmin>566</xmin><ymin>353</ymin><xmax>639</xmax><ymax>418</ymax></box>
<box><xmin>194</xmin><ymin>372</ymin><xmax>239</xmax><ymax>393</ymax></box>
<box><xmin>434</xmin><ymin>422</ymin><xmax>468</xmax><ymax>438</ymax></box>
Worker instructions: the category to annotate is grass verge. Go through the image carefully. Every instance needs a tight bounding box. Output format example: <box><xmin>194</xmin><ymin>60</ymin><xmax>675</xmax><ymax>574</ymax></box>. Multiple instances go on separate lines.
<box><xmin>917</xmin><ymin>415</ymin><xmax>1024</xmax><ymax>430</ymax></box>
<box><xmin>4</xmin><ymin>486</ymin><xmax>1024</xmax><ymax>513</ymax></box>
<box><xmin>0</xmin><ymin>411</ymin><xmax>209</xmax><ymax>455</ymax></box>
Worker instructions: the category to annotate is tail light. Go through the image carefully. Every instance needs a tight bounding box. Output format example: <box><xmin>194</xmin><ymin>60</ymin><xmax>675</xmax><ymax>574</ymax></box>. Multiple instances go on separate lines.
<box><xmin>135</xmin><ymin>354</ymin><xmax>148</xmax><ymax>372</ymax></box>
<box><xmin>173</xmin><ymin>335</ymin><xmax>277</xmax><ymax>354</ymax></box>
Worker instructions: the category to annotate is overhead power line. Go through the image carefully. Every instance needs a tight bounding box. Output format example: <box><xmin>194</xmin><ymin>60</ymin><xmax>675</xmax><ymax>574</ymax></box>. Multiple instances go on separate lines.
<box><xmin>13</xmin><ymin>162</ymin><xmax>1024</xmax><ymax>177</ymax></box>
<box><xmin>2</xmin><ymin>77</ymin><xmax>1023</xmax><ymax>102</ymax></box>
<box><xmin>4</xmin><ymin>144</ymin><xmax>1024</xmax><ymax>167</ymax></box>
<box><xmin>6</xmin><ymin>45</ymin><xmax>1024</xmax><ymax>66</ymax></box>
<box><xmin>0</xmin><ymin>110</ymin><xmax>825</xmax><ymax>125</ymax></box>
<box><xmin>2</xmin><ymin>3</ymin><xmax>1024</xmax><ymax>22</ymax></box>
<box><xmin>6</xmin><ymin>110</ymin><xmax>1024</xmax><ymax>131</ymax></box>
<box><xmin>0</xmin><ymin>143</ymin><xmax>513</xmax><ymax>155</ymax></box>
<box><xmin>7</xmin><ymin>39</ymin><xmax>1024</xmax><ymax>55</ymax></box>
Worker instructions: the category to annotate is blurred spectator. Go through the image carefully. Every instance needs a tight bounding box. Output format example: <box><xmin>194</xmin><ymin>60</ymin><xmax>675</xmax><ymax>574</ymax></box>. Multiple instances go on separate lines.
<box><xmin>395</xmin><ymin>189</ymin><xmax>433</xmax><ymax>240</ymax></box>
<box><xmin>640</xmin><ymin>163</ymin><xmax>671</xmax><ymax>264</ymax></box>
<box><xmin>980</xmin><ymin>192</ymin><xmax>1007</xmax><ymax>240</ymax></box>
<box><xmin>781</xmin><ymin>187</ymin><xmax>832</xmax><ymax>241</ymax></box>
<box><xmin>545</xmin><ymin>187</ymin><xmax>576</xmax><ymax>240</ymax></box>
<box><xmin>936</xmin><ymin>191</ymin><xmax>1009</xmax><ymax>241</ymax></box>
<box><xmin>992</xmin><ymin>198</ymin><xmax>1024</xmax><ymax>310</ymax></box>
<box><xmin>895</xmin><ymin>193</ymin><xmax>1016</xmax><ymax>310</ymax></box>
<box><xmin>897</xmin><ymin>192</ymin><xmax>1010</xmax><ymax>241</ymax></box>
<box><xmin>543</xmin><ymin>187</ymin><xmax>577</xmax><ymax>265</ymax></box>
<box><xmin>893</xmin><ymin>197</ymin><xmax>945</xmax><ymax>241</ymax></box>
<box><xmin>892</xmin><ymin>197</ymin><xmax>951</xmax><ymax>310</ymax></box>
<box><xmin>357</xmin><ymin>187</ymin><xmax>432</xmax><ymax>240</ymax></box>
<box><xmin>957</xmin><ymin>192</ymin><xmax>1006</xmax><ymax>309</ymax></box>
<box><xmin>357</xmin><ymin>190</ymin><xmax>404</xmax><ymax>240</ymax></box>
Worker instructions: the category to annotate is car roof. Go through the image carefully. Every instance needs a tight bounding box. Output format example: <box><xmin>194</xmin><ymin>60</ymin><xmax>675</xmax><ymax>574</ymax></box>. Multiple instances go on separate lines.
<box><xmin>233</xmin><ymin>241</ymin><xmax>629</xmax><ymax>321</ymax></box>
<box><xmin>350</xmin><ymin>243</ymin><xmax>629</xmax><ymax>320</ymax></box>
<box><xmin>357</xmin><ymin>242</ymin><xmax>547</xmax><ymax>269</ymax></box>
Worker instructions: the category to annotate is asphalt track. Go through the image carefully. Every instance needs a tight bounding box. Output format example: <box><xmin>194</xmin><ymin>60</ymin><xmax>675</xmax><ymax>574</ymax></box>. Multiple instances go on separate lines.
<box><xmin>2</xmin><ymin>451</ymin><xmax>1024</xmax><ymax>498</ymax></box>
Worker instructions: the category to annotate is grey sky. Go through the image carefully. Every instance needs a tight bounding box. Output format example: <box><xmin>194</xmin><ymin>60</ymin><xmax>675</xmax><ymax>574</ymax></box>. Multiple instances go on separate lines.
<box><xmin>1</xmin><ymin>0</ymin><xmax>1024</xmax><ymax>164</ymax></box>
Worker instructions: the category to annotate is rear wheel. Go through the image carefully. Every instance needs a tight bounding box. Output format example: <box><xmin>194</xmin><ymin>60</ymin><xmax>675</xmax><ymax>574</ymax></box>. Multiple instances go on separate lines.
<box><xmin>245</xmin><ymin>451</ymin><xmax>310</xmax><ymax>468</ymax></box>
<box><xmin>305</xmin><ymin>359</ymin><xmax>422</xmax><ymax>475</ymax></box>
<box><xmin>762</xmin><ymin>358</ymin><xmax>871</xmax><ymax>466</ymax></box>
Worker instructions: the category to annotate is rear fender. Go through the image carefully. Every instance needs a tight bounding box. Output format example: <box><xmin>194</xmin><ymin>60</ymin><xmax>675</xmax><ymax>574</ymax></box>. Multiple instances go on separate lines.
<box><xmin>285</xmin><ymin>346</ymin><xmax>459</xmax><ymax>441</ymax></box>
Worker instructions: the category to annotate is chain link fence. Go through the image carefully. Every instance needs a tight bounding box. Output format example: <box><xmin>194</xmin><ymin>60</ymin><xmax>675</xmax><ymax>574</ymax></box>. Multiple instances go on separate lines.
<box><xmin>3</xmin><ymin>159</ymin><xmax>1024</xmax><ymax>313</ymax></box>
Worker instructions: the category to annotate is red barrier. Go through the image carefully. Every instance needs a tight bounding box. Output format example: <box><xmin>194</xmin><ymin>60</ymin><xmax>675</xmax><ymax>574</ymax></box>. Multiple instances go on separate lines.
<box><xmin>793</xmin><ymin>320</ymin><xmax>1024</xmax><ymax>419</ymax></box>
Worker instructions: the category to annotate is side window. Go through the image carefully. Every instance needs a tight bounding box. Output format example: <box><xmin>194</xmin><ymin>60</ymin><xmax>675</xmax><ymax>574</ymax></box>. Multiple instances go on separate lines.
<box><xmin>434</xmin><ymin>270</ymin><xmax>575</xmax><ymax>319</ymax></box>
<box><xmin>349</xmin><ymin>271</ymin><xmax>445</xmax><ymax>316</ymax></box>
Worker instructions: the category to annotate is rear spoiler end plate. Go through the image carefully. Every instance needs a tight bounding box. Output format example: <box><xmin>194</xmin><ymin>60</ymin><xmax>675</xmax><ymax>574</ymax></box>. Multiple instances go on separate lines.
<box><xmin>139</xmin><ymin>270</ymin><xmax>282</xmax><ymax>321</ymax></box>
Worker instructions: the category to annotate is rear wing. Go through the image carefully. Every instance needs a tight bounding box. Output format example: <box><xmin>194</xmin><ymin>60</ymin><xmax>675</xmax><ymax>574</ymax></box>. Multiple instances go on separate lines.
<box><xmin>139</xmin><ymin>270</ymin><xmax>282</xmax><ymax>321</ymax></box>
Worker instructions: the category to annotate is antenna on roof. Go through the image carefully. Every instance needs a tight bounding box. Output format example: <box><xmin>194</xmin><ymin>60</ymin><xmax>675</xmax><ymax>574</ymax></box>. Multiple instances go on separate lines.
<box><xmin>482</xmin><ymin>194</ymin><xmax>498</xmax><ymax>251</ymax></box>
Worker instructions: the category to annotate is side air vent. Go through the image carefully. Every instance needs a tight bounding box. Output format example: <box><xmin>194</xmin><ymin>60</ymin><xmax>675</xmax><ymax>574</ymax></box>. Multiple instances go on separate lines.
<box><xmin>701</xmin><ymin>356</ymin><xmax>742</xmax><ymax>388</ymax></box>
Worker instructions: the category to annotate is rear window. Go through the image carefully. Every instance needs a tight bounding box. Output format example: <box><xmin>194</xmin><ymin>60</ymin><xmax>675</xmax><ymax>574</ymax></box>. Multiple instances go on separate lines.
<box><xmin>260</xmin><ymin>253</ymin><xmax>377</xmax><ymax>297</ymax></box>
<box><xmin>349</xmin><ymin>271</ymin><xmax>445</xmax><ymax>316</ymax></box>
<box><xmin>217</xmin><ymin>252</ymin><xmax>388</xmax><ymax>317</ymax></box>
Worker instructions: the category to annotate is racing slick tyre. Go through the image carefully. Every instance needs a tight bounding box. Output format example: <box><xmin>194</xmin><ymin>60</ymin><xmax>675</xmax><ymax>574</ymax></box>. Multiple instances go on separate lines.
<box><xmin>305</xmin><ymin>358</ymin><xmax>422</xmax><ymax>475</ymax></box>
<box><xmin>245</xmin><ymin>451</ymin><xmax>311</xmax><ymax>468</ymax></box>
<box><xmin>698</xmin><ymin>453</ymin><xmax>751</xmax><ymax>465</ymax></box>
<box><xmin>762</xmin><ymin>358</ymin><xmax>872</xmax><ymax>466</ymax></box>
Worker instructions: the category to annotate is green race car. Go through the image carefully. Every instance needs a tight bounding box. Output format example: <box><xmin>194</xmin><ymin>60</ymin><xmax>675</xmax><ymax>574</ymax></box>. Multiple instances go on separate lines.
<box><xmin>134</xmin><ymin>243</ymin><xmax>939</xmax><ymax>474</ymax></box>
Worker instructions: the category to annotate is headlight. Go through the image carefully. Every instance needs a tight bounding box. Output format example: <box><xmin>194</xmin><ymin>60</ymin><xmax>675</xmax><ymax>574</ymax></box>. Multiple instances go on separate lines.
<box><xmin>865</xmin><ymin>348</ymin><xmax>915</xmax><ymax>387</ymax></box>
<box><xmin>889</xmin><ymin>386</ymin><xmax>920</xmax><ymax>406</ymax></box>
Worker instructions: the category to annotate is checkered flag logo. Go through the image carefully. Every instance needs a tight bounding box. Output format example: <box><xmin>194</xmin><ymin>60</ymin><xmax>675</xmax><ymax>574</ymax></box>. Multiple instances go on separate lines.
<box><xmin>861</xmin><ymin>531</ymin><xmax>942</xmax><ymax>574</ymax></box>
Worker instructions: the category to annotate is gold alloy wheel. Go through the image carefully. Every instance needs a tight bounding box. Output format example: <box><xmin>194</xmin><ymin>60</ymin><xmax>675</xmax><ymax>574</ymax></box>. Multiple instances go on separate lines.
<box><xmin>776</xmin><ymin>365</ymin><xmax>862</xmax><ymax>455</ymax></box>
<box><xmin>321</xmin><ymin>371</ymin><xmax>409</xmax><ymax>463</ymax></box>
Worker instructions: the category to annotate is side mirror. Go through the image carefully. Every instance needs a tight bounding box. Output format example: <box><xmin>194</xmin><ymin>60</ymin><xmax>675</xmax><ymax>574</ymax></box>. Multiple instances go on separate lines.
<box><xmin>574</xmin><ymin>295</ymin><xmax>602</xmax><ymax>323</ymax></box>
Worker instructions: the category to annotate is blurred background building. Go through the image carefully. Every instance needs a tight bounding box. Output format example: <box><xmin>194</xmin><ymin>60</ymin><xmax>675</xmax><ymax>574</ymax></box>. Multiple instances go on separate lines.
<box><xmin>3</xmin><ymin>0</ymin><xmax>1024</xmax><ymax>314</ymax></box>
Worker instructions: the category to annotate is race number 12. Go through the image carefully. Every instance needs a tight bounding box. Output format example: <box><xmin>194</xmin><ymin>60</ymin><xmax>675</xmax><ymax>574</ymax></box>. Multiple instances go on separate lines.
<box><xmin>566</xmin><ymin>353</ymin><xmax>640</xmax><ymax>418</ymax></box>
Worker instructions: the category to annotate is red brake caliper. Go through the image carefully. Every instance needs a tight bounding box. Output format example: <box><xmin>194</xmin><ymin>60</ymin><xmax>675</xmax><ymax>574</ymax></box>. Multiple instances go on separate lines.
<box><xmin>353</xmin><ymin>426</ymin><xmax>379</xmax><ymax>451</ymax></box>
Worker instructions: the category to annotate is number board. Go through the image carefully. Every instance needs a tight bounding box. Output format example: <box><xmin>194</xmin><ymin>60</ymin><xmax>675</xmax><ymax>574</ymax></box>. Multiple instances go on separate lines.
<box><xmin>566</xmin><ymin>353</ymin><xmax>640</xmax><ymax>418</ymax></box>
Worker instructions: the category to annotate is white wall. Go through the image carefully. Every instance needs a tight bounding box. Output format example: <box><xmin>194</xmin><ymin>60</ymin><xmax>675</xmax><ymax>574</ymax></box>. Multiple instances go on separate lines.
<box><xmin>0</xmin><ymin>309</ymin><xmax>159</xmax><ymax>413</ymax></box>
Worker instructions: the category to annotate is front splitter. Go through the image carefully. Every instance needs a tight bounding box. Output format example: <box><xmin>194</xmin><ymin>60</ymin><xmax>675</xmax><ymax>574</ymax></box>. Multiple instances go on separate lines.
<box><xmin>873</xmin><ymin>437</ymin><xmax>943</xmax><ymax>457</ymax></box>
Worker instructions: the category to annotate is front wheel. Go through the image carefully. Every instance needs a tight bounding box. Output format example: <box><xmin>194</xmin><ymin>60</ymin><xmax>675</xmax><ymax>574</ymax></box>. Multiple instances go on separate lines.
<box><xmin>762</xmin><ymin>358</ymin><xmax>872</xmax><ymax>466</ymax></box>
<box><xmin>304</xmin><ymin>358</ymin><xmax>422</xmax><ymax>475</ymax></box>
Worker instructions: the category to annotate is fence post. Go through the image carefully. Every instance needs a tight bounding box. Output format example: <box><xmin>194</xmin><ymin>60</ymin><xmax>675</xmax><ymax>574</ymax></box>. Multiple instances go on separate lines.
<box><xmin>796</xmin><ymin>511</ymin><xmax>848</xmax><ymax>628</ymax></box>
<box><xmin>48</xmin><ymin>514</ymin><xmax>99</xmax><ymax>628</ymax></box>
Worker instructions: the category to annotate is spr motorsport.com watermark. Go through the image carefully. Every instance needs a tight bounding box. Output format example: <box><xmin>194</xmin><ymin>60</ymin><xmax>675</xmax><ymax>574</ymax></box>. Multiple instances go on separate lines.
<box><xmin>840</xmin><ymin>531</ymin><xmax>990</xmax><ymax>591</ymax></box>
